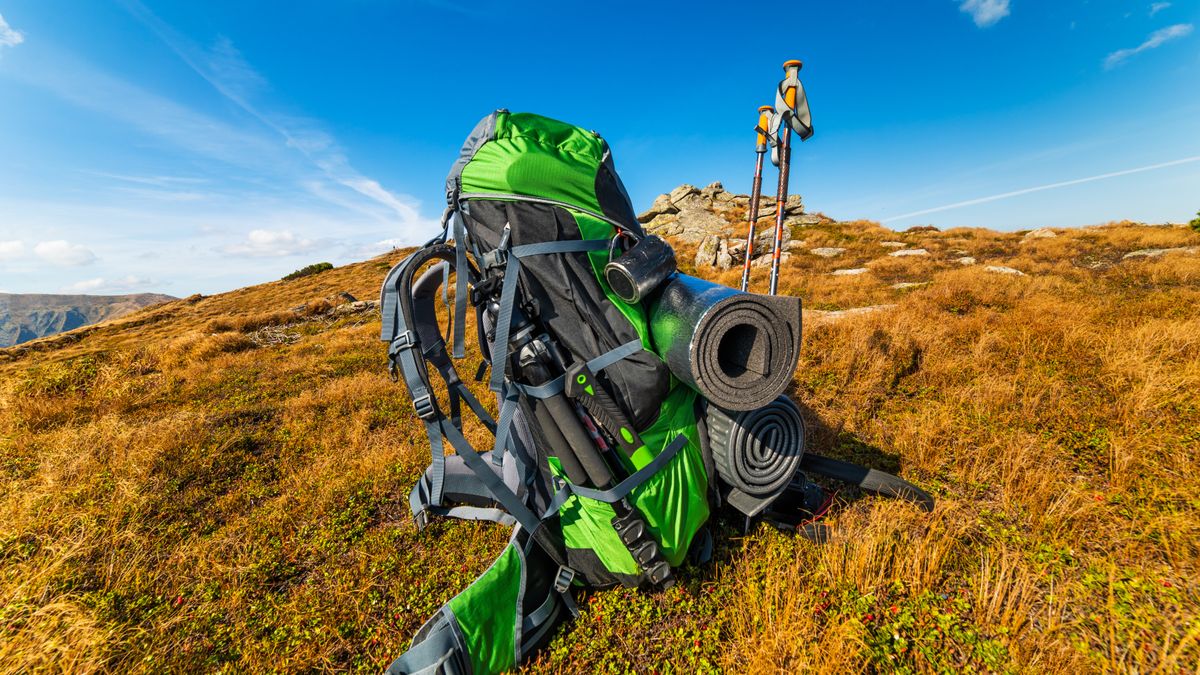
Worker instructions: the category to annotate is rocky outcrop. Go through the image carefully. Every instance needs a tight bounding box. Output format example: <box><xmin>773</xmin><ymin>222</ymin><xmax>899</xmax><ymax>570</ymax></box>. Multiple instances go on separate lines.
<box><xmin>641</xmin><ymin>182</ymin><xmax>822</xmax><ymax>268</ymax></box>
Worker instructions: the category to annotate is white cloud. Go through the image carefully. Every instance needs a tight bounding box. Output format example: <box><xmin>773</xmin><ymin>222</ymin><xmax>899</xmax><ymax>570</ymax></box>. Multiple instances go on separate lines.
<box><xmin>63</xmin><ymin>275</ymin><xmax>157</xmax><ymax>293</ymax></box>
<box><xmin>0</xmin><ymin>12</ymin><xmax>24</xmax><ymax>49</ymax></box>
<box><xmin>221</xmin><ymin>229</ymin><xmax>317</xmax><ymax>257</ymax></box>
<box><xmin>34</xmin><ymin>240</ymin><xmax>97</xmax><ymax>266</ymax></box>
<box><xmin>1105</xmin><ymin>23</ymin><xmax>1194</xmax><ymax>68</ymax></box>
<box><xmin>0</xmin><ymin>240</ymin><xmax>24</xmax><ymax>261</ymax></box>
<box><xmin>347</xmin><ymin>238</ymin><xmax>407</xmax><ymax>259</ymax></box>
<box><xmin>1150</xmin><ymin>2</ymin><xmax>1171</xmax><ymax>16</ymax></box>
<box><xmin>959</xmin><ymin>0</ymin><xmax>1010</xmax><ymax>28</ymax></box>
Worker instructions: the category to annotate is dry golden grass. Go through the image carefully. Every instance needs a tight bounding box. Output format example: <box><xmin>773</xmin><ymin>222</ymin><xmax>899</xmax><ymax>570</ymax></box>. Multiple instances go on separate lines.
<box><xmin>1</xmin><ymin>220</ymin><xmax>1199</xmax><ymax>673</ymax></box>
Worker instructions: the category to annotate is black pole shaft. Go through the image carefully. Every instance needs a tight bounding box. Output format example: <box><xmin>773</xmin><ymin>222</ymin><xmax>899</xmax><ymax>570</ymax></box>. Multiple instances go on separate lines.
<box><xmin>768</xmin><ymin>125</ymin><xmax>793</xmax><ymax>296</ymax></box>
<box><xmin>740</xmin><ymin>150</ymin><xmax>767</xmax><ymax>292</ymax></box>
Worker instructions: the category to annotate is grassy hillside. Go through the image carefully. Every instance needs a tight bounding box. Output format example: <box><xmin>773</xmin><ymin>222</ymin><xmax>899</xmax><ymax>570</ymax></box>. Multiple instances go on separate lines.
<box><xmin>2</xmin><ymin>219</ymin><xmax>1198</xmax><ymax>673</ymax></box>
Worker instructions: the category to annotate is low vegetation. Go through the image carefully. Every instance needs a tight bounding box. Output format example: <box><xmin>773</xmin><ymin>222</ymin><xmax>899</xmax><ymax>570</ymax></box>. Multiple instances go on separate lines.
<box><xmin>1</xmin><ymin>219</ymin><xmax>1198</xmax><ymax>672</ymax></box>
<box><xmin>283</xmin><ymin>262</ymin><xmax>334</xmax><ymax>281</ymax></box>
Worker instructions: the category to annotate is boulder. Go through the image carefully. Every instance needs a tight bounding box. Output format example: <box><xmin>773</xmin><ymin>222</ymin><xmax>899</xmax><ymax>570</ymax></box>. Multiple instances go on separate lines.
<box><xmin>637</xmin><ymin>193</ymin><xmax>679</xmax><ymax>223</ymax></box>
<box><xmin>810</xmin><ymin>247</ymin><xmax>846</xmax><ymax>258</ymax></box>
<box><xmin>715</xmin><ymin>239</ymin><xmax>733</xmax><ymax>270</ymax></box>
<box><xmin>694</xmin><ymin>235</ymin><xmax>720</xmax><ymax>267</ymax></box>
<box><xmin>669</xmin><ymin>184</ymin><xmax>699</xmax><ymax>204</ymax></box>
<box><xmin>1023</xmin><ymin>228</ymin><xmax>1057</xmax><ymax>240</ymax></box>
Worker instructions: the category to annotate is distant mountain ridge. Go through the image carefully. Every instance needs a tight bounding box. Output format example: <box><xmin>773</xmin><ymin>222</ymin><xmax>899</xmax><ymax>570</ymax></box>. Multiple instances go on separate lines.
<box><xmin>0</xmin><ymin>292</ymin><xmax>176</xmax><ymax>347</ymax></box>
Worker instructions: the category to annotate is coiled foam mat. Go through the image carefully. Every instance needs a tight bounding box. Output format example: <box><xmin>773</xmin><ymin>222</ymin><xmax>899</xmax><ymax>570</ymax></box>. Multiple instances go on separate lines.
<box><xmin>649</xmin><ymin>274</ymin><xmax>802</xmax><ymax>412</ymax></box>
<box><xmin>705</xmin><ymin>395</ymin><xmax>806</xmax><ymax>502</ymax></box>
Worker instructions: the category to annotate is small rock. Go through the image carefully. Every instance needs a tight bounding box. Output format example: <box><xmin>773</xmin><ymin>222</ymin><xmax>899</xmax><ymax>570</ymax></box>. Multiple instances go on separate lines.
<box><xmin>880</xmin><ymin>241</ymin><xmax>907</xmax><ymax>248</ymax></box>
<box><xmin>831</xmin><ymin>268</ymin><xmax>869</xmax><ymax>276</ymax></box>
<box><xmin>810</xmin><ymin>247</ymin><xmax>846</xmax><ymax>258</ymax></box>
<box><xmin>752</xmin><ymin>252</ymin><xmax>791</xmax><ymax>267</ymax></box>
<box><xmin>338</xmin><ymin>291</ymin><xmax>358</xmax><ymax>302</ymax></box>
<box><xmin>784</xmin><ymin>239</ymin><xmax>807</xmax><ymax>251</ymax></box>
<box><xmin>889</xmin><ymin>248</ymin><xmax>929</xmax><ymax>257</ymax></box>
<box><xmin>1023</xmin><ymin>228</ymin><xmax>1057</xmax><ymax>240</ymax></box>
<box><xmin>956</xmin><ymin>256</ymin><xmax>977</xmax><ymax>265</ymax></box>
<box><xmin>1122</xmin><ymin>246</ymin><xmax>1200</xmax><ymax>259</ymax></box>
<box><xmin>985</xmin><ymin>265</ymin><xmax>1025</xmax><ymax>276</ymax></box>
<box><xmin>805</xmin><ymin>304</ymin><xmax>897</xmax><ymax>323</ymax></box>
<box><xmin>891</xmin><ymin>282</ymin><xmax>928</xmax><ymax>290</ymax></box>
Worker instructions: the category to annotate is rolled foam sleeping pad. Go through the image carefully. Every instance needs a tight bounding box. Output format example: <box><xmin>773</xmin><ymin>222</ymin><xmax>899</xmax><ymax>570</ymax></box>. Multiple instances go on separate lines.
<box><xmin>704</xmin><ymin>395</ymin><xmax>806</xmax><ymax>517</ymax></box>
<box><xmin>648</xmin><ymin>274</ymin><xmax>802</xmax><ymax>412</ymax></box>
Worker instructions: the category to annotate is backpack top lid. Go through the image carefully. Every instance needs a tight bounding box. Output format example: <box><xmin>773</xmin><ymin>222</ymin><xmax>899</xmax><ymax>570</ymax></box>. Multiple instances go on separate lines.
<box><xmin>445</xmin><ymin>110</ymin><xmax>642</xmax><ymax>235</ymax></box>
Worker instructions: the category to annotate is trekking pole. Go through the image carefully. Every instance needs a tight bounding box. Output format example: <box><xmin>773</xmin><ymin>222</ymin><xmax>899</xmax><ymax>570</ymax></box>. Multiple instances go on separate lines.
<box><xmin>768</xmin><ymin>59</ymin><xmax>814</xmax><ymax>296</ymax></box>
<box><xmin>740</xmin><ymin>105</ymin><xmax>775</xmax><ymax>292</ymax></box>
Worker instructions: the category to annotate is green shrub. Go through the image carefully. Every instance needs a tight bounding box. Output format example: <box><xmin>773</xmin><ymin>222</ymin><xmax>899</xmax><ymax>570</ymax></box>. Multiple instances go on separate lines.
<box><xmin>282</xmin><ymin>262</ymin><xmax>333</xmax><ymax>281</ymax></box>
<box><xmin>1189</xmin><ymin>210</ymin><xmax>1200</xmax><ymax>233</ymax></box>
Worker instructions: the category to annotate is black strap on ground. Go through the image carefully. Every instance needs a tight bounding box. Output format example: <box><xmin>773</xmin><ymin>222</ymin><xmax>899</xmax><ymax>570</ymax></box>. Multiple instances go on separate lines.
<box><xmin>799</xmin><ymin>453</ymin><xmax>935</xmax><ymax>512</ymax></box>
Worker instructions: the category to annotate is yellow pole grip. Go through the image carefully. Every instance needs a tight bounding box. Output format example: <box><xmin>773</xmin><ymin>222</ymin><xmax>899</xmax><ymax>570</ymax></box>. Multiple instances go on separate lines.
<box><xmin>782</xmin><ymin>59</ymin><xmax>802</xmax><ymax>108</ymax></box>
<box><xmin>756</xmin><ymin>105</ymin><xmax>773</xmax><ymax>146</ymax></box>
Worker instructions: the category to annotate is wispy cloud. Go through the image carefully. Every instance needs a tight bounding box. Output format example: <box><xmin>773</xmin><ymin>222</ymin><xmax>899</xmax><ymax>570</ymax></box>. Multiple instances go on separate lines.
<box><xmin>0</xmin><ymin>240</ymin><xmax>25</xmax><ymax>261</ymax></box>
<box><xmin>959</xmin><ymin>0</ymin><xmax>1010</xmax><ymax>28</ymax></box>
<box><xmin>0</xmin><ymin>12</ymin><xmax>23</xmax><ymax>49</ymax></box>
<box><xmin>220</xmin><ymin>229</ymin><xmax>318</xmax><ymax>257</ymax></box>
<box><xmin>34</xmin><ymin>240</ymin><xmax>98</xmax><ymax>266</ymax></box>
<box><xmin>1105</xmin><ymin>23</ymin><xmax>1193</xmax><ymax>68</ymax></box>
<box><xmin>83</xmin><ymin>171</ymin><xmax>210</xmax><ymax>187</ymax></box>
<box><xmin>882</xmin><ymin>155</ymin><xmax>1200</xmax><ymax>223</ymax></box>
<box><xmin>121</xmin><ymin>1</ymin><xmax>428</xmax><ymax>232</ymax></box>
<box><xmin>63</xmin><ymin>276</ymin><xmax>158</xmax><ymax>293</ymax></box>
<box><xmin>1150</xmin><ymin>2</ymin><xmax>1171</xmax><ymax>16</ymax></box>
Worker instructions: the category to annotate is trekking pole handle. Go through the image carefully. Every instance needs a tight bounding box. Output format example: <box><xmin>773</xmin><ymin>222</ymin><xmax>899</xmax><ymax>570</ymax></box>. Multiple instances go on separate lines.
<box><xmin>755</xmin><ymin>105</ymin><xmax>773</xmax><ymax>153</ymax></box>
<box><xmin>782</xmin><ymin>60</ymin><xmax>802</xmax><ymax>108</ymax></box>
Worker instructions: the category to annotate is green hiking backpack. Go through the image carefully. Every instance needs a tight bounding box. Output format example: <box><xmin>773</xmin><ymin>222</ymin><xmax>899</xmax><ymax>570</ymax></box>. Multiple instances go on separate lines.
<box><xmin>379</xmin><ymin>110</ymin><xmax>933</xmax><ymax>674</ymax></box>
<box><xmin>380</xmin><ymin>111</ymin><xmax>712</xmax><ymax>674</ymax></box>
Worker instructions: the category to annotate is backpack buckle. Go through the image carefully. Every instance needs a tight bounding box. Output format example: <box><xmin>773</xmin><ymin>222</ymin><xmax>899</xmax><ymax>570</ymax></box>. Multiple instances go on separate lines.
<box><xmin>553</xmin><ymin>565</ymin><xmax>576</xmax><ymax>594</ymax></box>
<box><xmin>412</xmin><ymin>393</ymin><xmax>437</xmax><ymax>420</ymax></box>
<box><xmin>390</xmin><ymin>330</ymin><xmax>418</xmax><ymax>354</ymax></box>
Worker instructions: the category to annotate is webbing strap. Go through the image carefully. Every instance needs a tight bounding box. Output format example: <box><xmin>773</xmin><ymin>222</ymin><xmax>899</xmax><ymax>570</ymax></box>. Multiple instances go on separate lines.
<box><xmin>491</xmin><ymin>384</ymin><xmax>520</xmax><ymax>467</ymax></box>
<box><xmin>440</xmin><ymin>420</ymin><xmax>565</xmax><ymax>567</ymax></box>
<box><xmin>566</xmin><ymin>434</ymin><xmax>689</xmax><ymax>503</ymax></box>
<box><xmin>385</xmin><ymin>606</ymin><xmax>467</xmax><ymax>675</ymax></box>
<box><xmin>487</xmin><ymin>239</ymin><xmax>610</xmax><ymax>393</ymax></box>
<box><xmin>451</xmin><ymin>211</ymin><xmax>468</xmax><ymax>358</ymax></box>
<box><xmin>514</xmin><ymin>339</ymin><xmax>643</xmax><ymax>400</ymax></box>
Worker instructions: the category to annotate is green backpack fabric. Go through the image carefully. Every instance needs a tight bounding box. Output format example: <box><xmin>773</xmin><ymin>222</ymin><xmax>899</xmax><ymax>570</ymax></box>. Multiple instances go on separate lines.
<box><xmin>380</xmin><ymin>111</ymin><xmax>713</xmax><ymax>674</ymax></box>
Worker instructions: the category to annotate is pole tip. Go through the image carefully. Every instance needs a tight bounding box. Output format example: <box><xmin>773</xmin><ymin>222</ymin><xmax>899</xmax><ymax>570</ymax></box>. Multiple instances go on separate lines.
<box><xmin>758</xmin><ymin>105</ymin><xmax>774</xmax><ymax>113</ymax></box>
<box><xmin>782</xmin><ymin>59</ymin><xmax>803</xmax><ymax>69</ymax></box>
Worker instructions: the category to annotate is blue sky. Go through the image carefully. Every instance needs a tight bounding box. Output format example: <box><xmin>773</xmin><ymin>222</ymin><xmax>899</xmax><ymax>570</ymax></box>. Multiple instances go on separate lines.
<box><xmin>1</xmin><ymin>0</ymin><xmax>1197</xmax><ymax>296</ymax></box>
